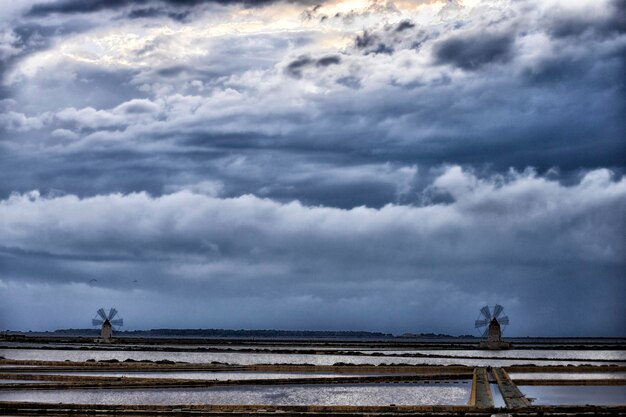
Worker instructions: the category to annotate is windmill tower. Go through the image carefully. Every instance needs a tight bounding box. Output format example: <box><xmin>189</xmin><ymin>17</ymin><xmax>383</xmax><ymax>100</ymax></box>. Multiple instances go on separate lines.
<box><xmin>475</xmin><ymin>304</ymin><xmax>511</xmax><ymax>349</ymax></box>
<box><xmin>92</xmin><ymin>308</ymin><xmax>123</xmax><ymax>343</ymax></box>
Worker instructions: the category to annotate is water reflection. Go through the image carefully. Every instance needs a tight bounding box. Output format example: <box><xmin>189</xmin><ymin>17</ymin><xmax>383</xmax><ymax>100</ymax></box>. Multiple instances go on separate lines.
<box><xmin>521</xmin><ymin>385</ymin><xmax>626</xmax><ymax>405</ymax></box>
<box><xmin>377</xmin><ymin>350</ymin><xmax>626</xmax><ymax>361</ymax></box>
<box><xmin>509</xmin><ymin>372</ymin><xmax>626</xmax><ymax>380</ymax></box>
<box><xmin>1</xmin><ymin>349</ymin><xmax>618</xmax><ymax>366</ymax></box>
<box><xmin>0</xmin><ymin>382</ymin><xmax>471</xmax><ymax>406</ymax></box>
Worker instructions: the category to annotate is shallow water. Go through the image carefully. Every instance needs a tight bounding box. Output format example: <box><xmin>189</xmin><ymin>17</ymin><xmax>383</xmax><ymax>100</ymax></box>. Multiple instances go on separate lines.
<box><xmin>0</xmin><ymin>348</ymin><xmax>615</xmax><ymax>366</ymax></box>
<box><xmin>27</xmin><ymin>371</ymin><xmax>375</xmax><ymax>380</ymax></box>
<box><xmin>0</xmin><ymin>382</ymin><xmax>471</xmax><ymax>405</ymax></box>
<box><xmin>378</xmin><ymin>349</ymin><xmax>626</xmax><ymax>361</ymax></box>
<box><xmin>0</xmin><ymin>379</ymin><xmax>46</xmax><ymax>384</ymax></box>
<box><xmin>521</xmin><ymin>385</ymin><xmax>626</xmax><ymax>405</ymax></box>
<box><xmin>489</xmin><ymin>383</ymin><xmax>506</xmax><ymax>408</ymax></box>
<box><xmin>509</xmin><ymin>372</ymin><xmax>626</xmax><ymax>380</ymax></box>
<box><xmin>4</xmin><ymin>342</ymin><xmax>624</xmax><ymax>360</ymax></box>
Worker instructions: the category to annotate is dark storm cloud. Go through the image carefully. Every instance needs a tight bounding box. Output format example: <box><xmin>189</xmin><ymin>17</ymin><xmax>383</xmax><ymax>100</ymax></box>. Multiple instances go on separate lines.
<box><xmin>520</xmin><ymin>54</ymin><xmax>589</xmax><ymax>85</ymax></box>
<box><xmin>27</xmin><ymin>0</ymin><xmax>250</xmax><ymax>16</ymax></box>
<box><xmin>126</xmin><ymin>7</ymin><xmax>191</xmax><ymax>21</ymax></box>
<box><xmin>548</xmin><ymin>0</ymin><xmax>626</xmax><ymax>39</ymax></box>
<box><xmin>316</xmin><ymin>55</ymin><xmax>340</xmax><ymax>67</ymax></box>
<box><xmin>26</xmin><ymin>0</ymin><xmax>323</xmax><ymax>17</ymax></box>
<box><xmin>395</xmin><ymin>20</ymin><xmax>415</xmax><ymax>32</ymax></box>
<box><xmin>354</xmin><ymin>30</ymin><xmax>393</xmax><ymax>54</ymax></box>
<box><xmin>285</xmin><ymin>55</ymin><xmax>340</xmax><ymax>77</ymax></box>
<box><xmin>434</xmin><ymin>32</ymin><xmax>515</xmax><ymax>70</ymax></box>
<box><xmin>285</xmin><ymin>55</ymin><xmax>314</xmax><ymax>77</ymax></box>
<box><xmin>351</xmin><ymin>20</ymin><xmax>432</xmax><ymax>56</ymax></box>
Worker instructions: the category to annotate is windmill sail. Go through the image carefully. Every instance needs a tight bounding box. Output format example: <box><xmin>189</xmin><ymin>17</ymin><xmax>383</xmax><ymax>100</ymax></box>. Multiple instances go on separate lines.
<box><xmin>93</xmin><ymin>308</ymin><xmax>124</xmax><ymax>331</ymax></box>
<box><xmin>480</xmin><ymin>306</ymin><xmax>491</xmax><ymax>320</ymax></box>
<box><xmin>493</xmin><ymin>304</ymin><xmax>504</xmax><ymax>319</ymax></box>
<box><xmin>475</xmin><ymin>319</ymin><xmax>488</xmax><ymax>328</ymax></box>
<box><xmin>97</xmin><ymin>308</ymin><xmax>107</xmax><ymax>321</ymax></box>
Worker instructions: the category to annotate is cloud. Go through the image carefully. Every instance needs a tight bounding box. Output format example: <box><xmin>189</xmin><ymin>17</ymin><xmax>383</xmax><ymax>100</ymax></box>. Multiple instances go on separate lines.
<box><xmin>316</xmin><ymin>55</ymin><xmax>340</xmax><ymax>67</ymax></box>
<box><xmin>395</xmin><ymin>20</ymin><xmax>415</xmax><ymax>32</ymax></box>
<box><xmin>1</xmin><ymin>167</ymin><xmax>624</xmax><ymax>334</ymax></box>
<box><xmin>286</xmin><ymin>54</ymin><xmax>340</xmax><ymax>77</ymax></box>
<box><xmin>0</xmin><ymin>110</ymin><xmax>50</xmax><ymax>131</ymax></box>
<box><xmin>285</xmin><ymin>55</ymin><xmax>314</xmax><ymax>78</ymax></box>
<box><xmin>547</xmin><ymin>0</ymin><xmax>626</xmax><ymax>39</ymax></box>
<box><xmin>354</xmin><ymin>30</ymin><xmax>394</xmax><ymax>55</ymax></box>
<box><xmin>126</xmin><ymin>7</ymin><xmax>191</xmax><ymax>22</ymax></box>
<box><xmin>433</xmin><ymin>32</ymin><xmax>515</xmax><ymax>70</ymax></box>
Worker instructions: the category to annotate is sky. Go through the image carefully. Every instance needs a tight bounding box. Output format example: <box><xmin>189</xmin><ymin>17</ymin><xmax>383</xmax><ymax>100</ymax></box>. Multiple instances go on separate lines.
<box><xmin>0</xmin><ymin>0</ymin><xmax>624</xmax><ymax>336</ymax></box>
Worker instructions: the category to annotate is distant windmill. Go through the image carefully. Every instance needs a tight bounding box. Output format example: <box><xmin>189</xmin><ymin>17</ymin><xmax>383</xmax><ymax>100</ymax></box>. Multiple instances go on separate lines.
<box><xmin>475</xmin><ymin>304</ymin><xmax>511</xmax><ymax>349</ymax></box>
<box><xmin>92</xmin><ymin>308</ymin><xmax>123</xmax><ymax>342</ymax></box>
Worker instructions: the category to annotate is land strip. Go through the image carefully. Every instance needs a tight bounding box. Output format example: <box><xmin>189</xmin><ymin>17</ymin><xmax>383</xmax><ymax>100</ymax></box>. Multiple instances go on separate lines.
<box><xmin>492</xmin><ymin>367</ymin><xmax>531</xmax><ymax>409</ymax></box>
<box><xmin>2</xmin><ymin>401</ymin><xmax>626</xmax><ymax>416</ymax></box>
<box><xmin>0</xmin><ymin>359</ymin><xmax>474</xmax><ymax>373</ymax></box>
<box><xmin>468</xmin><ymin>367</ymin><xmax>493</xmax><ymax>408</ymax></box>
<box><xmin>0</xmin><ymin>372</ymin><xmax>472</xmax><ymax>390</ymax></box>
<box><xmin>3</xmin><ymin>359</ymin><xmax>625</xmax><ymax>370</ymax></box>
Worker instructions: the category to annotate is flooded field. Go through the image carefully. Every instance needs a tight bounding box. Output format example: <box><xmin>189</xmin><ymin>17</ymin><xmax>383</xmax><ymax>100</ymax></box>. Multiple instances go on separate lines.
<box><xmin>509</xmin><ymin>372</ymin><xmax>626</xmax><ymax>380</ymax></box>
<box><xmin>2</xmin><ymin>348</ymin><xmax>621</xmax><ymax>367</ymax></box>
<box><xmin>1</xmin><ymin>337</ymin><xmax>624</xmax><ymax>415</ymax></box>
<box><xmin>0</xmin><ymin>382</ymin><xmax>471</xmax><ymax>406</ymax></box>
<box><xmin>489</xmin><ymin>383</ymin><xmax>506</xmax><ymax>408</ymax></box>
<box><xmin>378</xmin><ymin>349</ymin><xmax>626</xmax><ymax>361</ymax></box>
<box><xmin>521</xmin><ymin>385</ymin><xmax>626</xmax><ymax>405</ymax></box>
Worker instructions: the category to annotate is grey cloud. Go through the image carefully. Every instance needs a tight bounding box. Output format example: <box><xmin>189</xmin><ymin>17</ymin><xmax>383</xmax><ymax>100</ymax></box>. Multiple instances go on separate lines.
<box><xmin>548</xmin><ymin>0</ymin><xmax>626</xmax><ymax>39</ymax></box>
<box><xmin>434</xmin><ymin>32</ymin><xmax>515</xmax><ymax>70</ymax></box>
<box><xmin>285</xmin><ymin>55</ymin><xmax>314</xmax><ymax>78</ymax></box>
<box><xmin>354</xmin><ymin>30</ymin><xmax>393</xmax><ymax>55</ymax></box>
<box><xmin>351</xmin><ymin>20</ymin><xmax>432</xmax><ymax>56</ymax></box>
<box><xmin>0</xmin><ymin>21</ymin><xmax>89</xmax><ymax>88</ymax></box>
<box><xmin>286</xmin><ymin>55</ymin><xmax>340</xmax><ymax>78</ymax></box>
<box><xmin>395</xmin><ymin>20</ymin><xmax>415</xmax><ymax>32</ymax></box>
<box><xmin>336</xmin><ymin>75</ymin><xmax>361</xmax><ymax>89</ymax></box>
<box><xmin>4</xmin><ymin>168</ymin><xmax>622</xmax><ymax>265</ymax></box>
<box><xmin>316</xmin><ymin>55</ymin><xmax>340</xmax><ymax>67</ymax></box>
<box><xmin>126</xmin><ymin>7</ymin><xmax>191</xmax><ymax>21</ymax></box>
<box><xmin>156</xmin><ymin>65</ymin><xmax>190</xmax><ymax>78</ymax></box>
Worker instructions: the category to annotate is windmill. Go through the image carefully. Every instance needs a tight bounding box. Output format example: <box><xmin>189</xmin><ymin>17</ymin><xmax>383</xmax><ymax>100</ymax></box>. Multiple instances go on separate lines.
<box><xmin>475</xmin><ymin>304</ymin><xmax>511</xmax><ymax>349</ymax></box>
<box><xmin>92</xmin><ymin>308</ymin><xmax>123</xmax><ymax>341</ymax></box>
